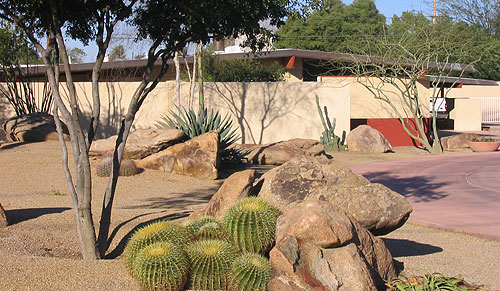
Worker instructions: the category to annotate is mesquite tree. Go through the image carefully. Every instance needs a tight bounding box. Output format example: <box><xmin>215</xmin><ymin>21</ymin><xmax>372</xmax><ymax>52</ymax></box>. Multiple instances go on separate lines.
<box><xmin>0</xmin><ymin>0</ymin><xmax>289</xmax><ymax>259</ymax></box>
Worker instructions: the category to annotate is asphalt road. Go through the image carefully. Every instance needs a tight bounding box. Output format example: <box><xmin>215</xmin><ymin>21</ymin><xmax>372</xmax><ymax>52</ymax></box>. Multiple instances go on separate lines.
<box><xmin>351</xmin><ymin>151</ymin><xmax>500</xmax><ymax>241</ymax></box>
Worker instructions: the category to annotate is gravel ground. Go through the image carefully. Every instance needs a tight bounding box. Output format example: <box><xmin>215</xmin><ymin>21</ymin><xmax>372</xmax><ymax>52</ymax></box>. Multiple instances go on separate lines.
<box><xmin>0</xmin><ymin>141</ymin><xmax>498</xmax><ymax>290</ymax></box>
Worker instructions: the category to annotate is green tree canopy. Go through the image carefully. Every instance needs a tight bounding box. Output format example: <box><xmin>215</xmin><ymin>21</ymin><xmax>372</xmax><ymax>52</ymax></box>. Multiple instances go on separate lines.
<box><xmin>275</xmin><ymin>0</ymin><xmax>385</xmax><ymax>52</ymax></box>
<box><xmin>68</xmin><ymin>47</ymin><xmax>86</xmax><ymax>63</ymax></box>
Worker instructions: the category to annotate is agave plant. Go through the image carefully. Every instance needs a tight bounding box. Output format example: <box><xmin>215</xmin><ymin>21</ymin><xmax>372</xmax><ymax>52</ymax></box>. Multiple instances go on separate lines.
<box><xmin>157</xmin><ymin>105</ymin><xmax>240</xmax><ymax>152</ymax></box>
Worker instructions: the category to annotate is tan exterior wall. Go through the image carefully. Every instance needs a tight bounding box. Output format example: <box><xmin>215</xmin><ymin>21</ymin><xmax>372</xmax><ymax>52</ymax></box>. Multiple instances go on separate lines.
<box><xmin>449</xmin><ymin>98</ymin><xmax>482</xmax><ymax>131</ymax></box>
<box><xmin>320</xmin><ymin>76</ymin><xmax>431</xmax><ymax>119</ymax></box>
<box><xmin>447</xmin><ymin>84</ymin><xmax>500</xmax><ymax>98</ymax></box>
<box><xmin>196</xmin><ymin>81</ymin><xmax>349</xmax><ymax>144</ymax></box>
<box><xmin>1</xmin><ymin>81</ymin><xmax>350</xmax><ymax>144</ymax></box>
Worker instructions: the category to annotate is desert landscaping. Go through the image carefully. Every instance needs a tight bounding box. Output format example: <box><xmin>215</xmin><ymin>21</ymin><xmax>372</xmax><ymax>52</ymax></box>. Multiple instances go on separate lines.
<box><xmin>1</xmin><ymin>128</ymin><xmax>499</xmax><ymax>290</ymax></box>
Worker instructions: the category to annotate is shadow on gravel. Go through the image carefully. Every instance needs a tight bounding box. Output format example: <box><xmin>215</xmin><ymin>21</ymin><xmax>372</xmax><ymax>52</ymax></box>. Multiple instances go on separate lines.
<box><xmin>359</xmin><ymin>171</ymin><xmax>448</xmax><ymax>202</ymax></box>
<box><xmin>382</xmin><ymin>238</ymin><xmax>443</xmax><ymax>258</ymax></box>
<box><xmin>105</xmin><ymin>210</ymin><xmax>190</xmax><ymax>259</ymax></box>
<box><xmin>5</xmin><ymin>207</ymin><xmax>71</xmax><ymax>225</ymax></box>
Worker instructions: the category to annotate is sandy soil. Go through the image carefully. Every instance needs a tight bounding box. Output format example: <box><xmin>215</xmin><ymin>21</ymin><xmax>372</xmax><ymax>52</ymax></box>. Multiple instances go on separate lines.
<box><xmin>0</xmin><ymin>141</ymin><xmax>498</xmax><ymax>290</ymax></box>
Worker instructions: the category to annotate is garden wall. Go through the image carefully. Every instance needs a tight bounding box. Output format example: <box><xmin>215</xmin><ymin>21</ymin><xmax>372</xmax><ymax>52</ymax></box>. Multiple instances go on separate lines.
<box><xmin>0</xmin><ymin>81</ymin><xmax>351</xmax><ymax>144</ymax></box>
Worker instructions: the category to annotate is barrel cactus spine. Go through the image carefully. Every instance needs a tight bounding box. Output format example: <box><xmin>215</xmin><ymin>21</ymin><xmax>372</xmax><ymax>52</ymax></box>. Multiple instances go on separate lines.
<box><xmin>133</xmin><ymin>241</ymin><xmax>190</xmax><ymax>291</ymax></box>
<box><xmin>124</xmin><ymin>221</ymin><xmax>193</xmax><ymax>272</ymax></box>
<box><xmin>223</xmin><ymin>197</ymin><xmax>280</xmax><ymax>254</ymax></box>
<box><xmin>228</xmin><ymin>253</ymin><xmax>272</xmax><ymax>291</ymax></box>
<box><xmin>96</xmin><ymin>156</ymin><xmax>139</xmax><ymax>177</ymax></box>
<box><xmin>186</xmin><ymin>239</ymin><xmax>239</xmax><ymax>291</ymax></box>
<box><xmin>183</xmin><ymin>216</ymin><xmax>228</xmax><ymax>241</ymax></box>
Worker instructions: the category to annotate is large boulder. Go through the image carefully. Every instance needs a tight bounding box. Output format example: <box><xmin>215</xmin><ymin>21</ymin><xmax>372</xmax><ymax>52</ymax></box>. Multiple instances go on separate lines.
<box><xmin>257</xmin><ymin>156</ymin><xmax>412</xmax><ymax>235</ymax></box>
<box><xmin>0</xmin><ymin>202</ymin><xmax>7</xmax><ymax>227</ymax></box>
<box><xmin>346</xmin><ymin>125</ymin><xmax>392</xmax><ymax>153</ymax></box>
<box><xmin>234</xmin><ymin>138</ymin><xmax>327</xmax><ymax>165</ymax></box>
<box><xmin>441</xmin><ymin>133</ymin><xmax>480</xmax><ymax>151</ymax></box>
<box><xmin>90</xmin><ymin>128</ymin><xmax>185</xmax><ymax>159</ymax></box>
<box><xmin>2</xmin><ymin>112</ymin><xmax>69</xmax><ymax>142</ymax></box>
<box><xmin>188</xmin><ymin>169</ymin><xmax>255</xmax><ymax>219</ymax></box>
<box><xmin>268</xmin><ymin>201</ymin><xmax>396</xmax><ymax>291</ymax></box>
<box><xmin>136</xmin><ymin>131</ymin><xmax>220</xmax><ymax>180</ymax></box>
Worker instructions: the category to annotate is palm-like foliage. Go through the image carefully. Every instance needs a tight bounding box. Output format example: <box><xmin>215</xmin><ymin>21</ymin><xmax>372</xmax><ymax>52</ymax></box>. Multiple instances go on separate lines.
<box><xmin>157</xmin><ymin>105</ymin><xmax>240</xmax><ymax>152</ymax></box>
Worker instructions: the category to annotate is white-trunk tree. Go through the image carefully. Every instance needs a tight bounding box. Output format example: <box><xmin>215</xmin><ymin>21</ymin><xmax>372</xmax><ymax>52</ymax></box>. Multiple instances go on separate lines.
<box><xmin>332</xmin><ymin>27</ymin><xmax>478</xmax><ymax>154</ymax></box>
<box><xmin>0</xmin><ymin>0</ymin><xmax>289</xmax><ymax>260</ymax></box>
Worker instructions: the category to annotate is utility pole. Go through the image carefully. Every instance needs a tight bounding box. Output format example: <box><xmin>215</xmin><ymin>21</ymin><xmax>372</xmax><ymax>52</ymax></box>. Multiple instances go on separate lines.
<box><xmin>433</xmin><ymin>0</ymin><xmax>437</xmax><ymax>24</ymax></box>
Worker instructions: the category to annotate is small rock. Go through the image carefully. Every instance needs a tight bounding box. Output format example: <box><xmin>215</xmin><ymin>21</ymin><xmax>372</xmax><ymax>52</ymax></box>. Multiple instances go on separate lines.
<box><xmin>90</xmin><ymin>128</ymin><xmax>185</xmax><ymax>159</ymax></box>
<box><xmin>188</xmin><ymin>169</ymin><xmax>255</xmax><ymax>219</ymax></box>
<box><xmin>136</xmin><ymin>131</ymin><xmax>220</xmax><ymax>180</ymax></box>
<box><xmin>0</xmin><ymin>202</ymin><xmax>8</xmax><ymax>227</ymax></box>
<box><xmin>2</xmin><ymin>112</ymin><xmax>69</xmax><ymax>142</ymax></box>
<box><xmin>441</xmin><ymin>133</ymin><xmax>480</xmax><ymax>151</ymax></box>
<box><xmin>346</xmin><ymin>125</ymin><xmax>392</xmax><ymax>153</ymax></box>
<box><xmin>234</xmin><ymin>138</ymin><xmax>327</xmax><ymax>165</ymax></box>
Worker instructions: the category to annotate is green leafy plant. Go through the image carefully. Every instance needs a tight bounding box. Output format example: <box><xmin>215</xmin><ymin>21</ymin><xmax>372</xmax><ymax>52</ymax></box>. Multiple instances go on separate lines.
<box><xmin>228</xmin><ymin>253</ymin><xmax>272</xmax><ymax>291</ymax></box>
<box><xmin>222</xmin><ymin>197</ymin><xmax>280</xmax><ymax>254</ymax></box>
<box><xmin>315</xmin><ymin>95</ymin><xmax>346</xmax><ymax>152</ymax></box>
<box><xmin>96</xmin><ymin>157</ymin><xmax>140</xmax><ymax>177</ymax></box>
<box><xmin>124</xmin><ymin>221</ymin><xmax>193</xmax><ymax>273</ymax></box>
<box><xmin>471</xmin><ymin>137</ymin><xmax>497</xmax><ymax>142</ymax></box>
<box><xmin>183</xmin><ymin>216</ymin><xmax>228</xmax><ymax>241</ymax></box>
<box><xmin>133</xmin><ymin>241</ymin><xmax>190</xmax><ymax>291</ymax></box>
<box><xmin>385</xmin><ymin>273</ymin><xmax>485</xmax><ymax>291</ymax></box>
<box><xmin>157</xmin><ymin>105</ymin><xmax>240</xmax><ymax>153</ymax></box>
<box><xmin>186</xmin><ymin>239</ymin><xmax>239</xmax><ymax>291</ymax></box>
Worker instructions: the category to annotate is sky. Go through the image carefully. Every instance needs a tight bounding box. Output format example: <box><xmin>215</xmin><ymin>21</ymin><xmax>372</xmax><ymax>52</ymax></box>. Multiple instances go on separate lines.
<box><xmin>70</xmin><ymin>0</ymin><xmax>432</xmax><ymax>62</ymax></box>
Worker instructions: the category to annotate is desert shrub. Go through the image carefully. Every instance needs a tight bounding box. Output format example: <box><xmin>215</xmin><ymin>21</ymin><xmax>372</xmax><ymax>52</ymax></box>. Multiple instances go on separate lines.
<box><xmin>385</xmin><ymin>273</ymin><xmax>485</xmax><ymax>291</ymax></box>
<box><xmin>156</xmin><ymin>106</ymin><xmax>240</xmax><ymax>155</ymax></box>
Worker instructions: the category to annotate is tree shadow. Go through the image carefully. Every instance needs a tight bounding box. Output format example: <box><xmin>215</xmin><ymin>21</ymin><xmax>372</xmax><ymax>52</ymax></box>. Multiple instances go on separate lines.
<box><xmin>105</xmin><ymin>210</ymin><xmax>190</xmax><ymax>259</ymax></box>
<box><xmin>0</xmin><ymin>141</ymin><xmax>29</xmax><ymax>150</ymax></box>
<box><xmin>359</xmin><ymin>171</ymin><xmax>448</xmax><ymax>202</ymax></box>
<box><xmin>123</xmin><ymin>183</ymin><xmax>221</xmax><ymax>210</ymax></box>
<box><xmin>382</xmin><ymin>238</ymin><xmax>443</xmax><ymax>258</ymax></box>
<box><xmin>5</xmin><ymin>207</ymin><xmax>71</xmax><ymax>225</ymax></box>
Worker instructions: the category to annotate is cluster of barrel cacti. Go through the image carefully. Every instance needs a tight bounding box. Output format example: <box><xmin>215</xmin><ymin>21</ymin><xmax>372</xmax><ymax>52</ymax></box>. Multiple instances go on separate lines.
<box><xmin>124</xmin><ymin>197</ymin><xmax>279</xmax><ymax>291</ymax></box>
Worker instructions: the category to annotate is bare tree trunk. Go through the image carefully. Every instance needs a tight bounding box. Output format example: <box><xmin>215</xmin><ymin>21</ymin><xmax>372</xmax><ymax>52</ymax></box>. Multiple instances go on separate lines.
<box><xmin>174</xmin><ymin>51</ymin><xmax>181</xmax><ymax>106</ymax></box>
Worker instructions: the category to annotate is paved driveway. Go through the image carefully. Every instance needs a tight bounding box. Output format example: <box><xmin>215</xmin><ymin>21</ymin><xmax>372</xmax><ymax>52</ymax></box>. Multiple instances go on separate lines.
<box><xmin>351</xmin><ymin>151</ymin><xmax>500</xmax><ymax>241</ymax></box>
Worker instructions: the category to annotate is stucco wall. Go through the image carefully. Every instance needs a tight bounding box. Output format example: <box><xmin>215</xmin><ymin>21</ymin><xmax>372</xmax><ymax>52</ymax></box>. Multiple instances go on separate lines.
<box><xmin>1</xmin><ymin>81</ymin><xmax>350</xmax><ymax>144</ymax></box>
<box><xmin>319</xmin><ymin>76</ymin><xmax>431</xmax><ymax>119</ymax></box>
<box><xmin>447</xmin><ymin>83</ymin><xmax>500</xmax><ymax>98</ymax></box>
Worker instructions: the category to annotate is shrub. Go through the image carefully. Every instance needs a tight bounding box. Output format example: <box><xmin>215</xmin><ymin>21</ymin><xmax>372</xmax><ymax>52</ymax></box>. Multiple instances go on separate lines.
<box><xmin>222</xmin><ymin>197</ymin><xmax>280</xmax><ymax>254</ymax></box>
<box><xmin>157</xmin><ymin>106</ymin><xmax>240</xmax><ymax>154</ymax></box>
<box><xmin>385</xmin><ymin>273</ymin><xmax>485</xmax><ymax>291</ymax></box>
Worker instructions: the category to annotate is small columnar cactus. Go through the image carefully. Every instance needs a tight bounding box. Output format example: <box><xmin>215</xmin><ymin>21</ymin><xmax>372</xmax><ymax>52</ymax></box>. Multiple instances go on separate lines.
<box><xmin>183</xmin><ymin>216</ymin><xmax>228</xmax><ymax>241</ymax></box>
<box><xmin>124</xmin><ymin>221</ymin><xmax>193</xmax><ymax>272</ymax></box>
<box><xmin>186</xmin><ymin>239</ymin><xmax>239</xmax><ymax>291</ymax></box>
<box><xmin>96</xmin><ymin>156</ymin><xmax>139</xmax><ymax>177</ymax></box>
<box><xmin>228</xmin><ymin>253</ymin><xmax>272</xmax><ymax>291</ymax></box>
<box><xmin>133</xmin><ymin>241</ymin><xmax>190</xmax><ymax>291</ymax></box>
<box><xmin>223</xmin><ymin>197</ymin><xmax>280</xmax><ymax>254</ymax></box>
